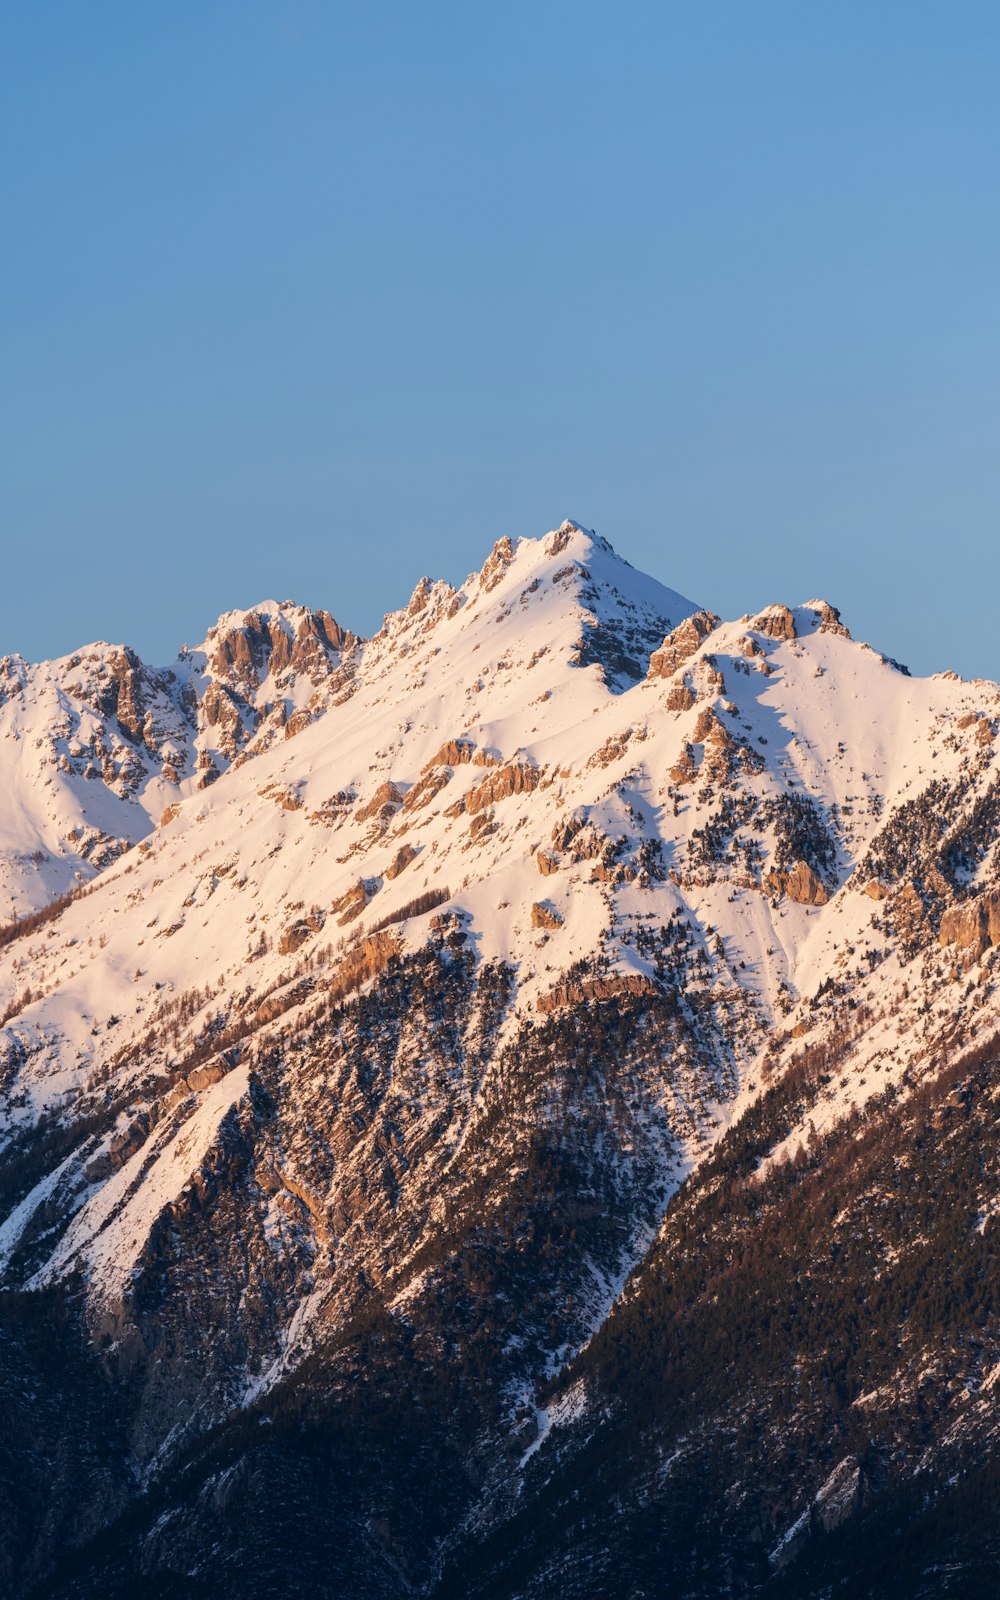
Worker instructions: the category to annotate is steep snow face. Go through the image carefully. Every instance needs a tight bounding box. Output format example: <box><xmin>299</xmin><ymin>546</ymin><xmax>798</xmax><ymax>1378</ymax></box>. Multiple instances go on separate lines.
<box><xmin>1</xmin><ymin>520</ymin><xmax>999</xmax><ymax>1454</ymax></box>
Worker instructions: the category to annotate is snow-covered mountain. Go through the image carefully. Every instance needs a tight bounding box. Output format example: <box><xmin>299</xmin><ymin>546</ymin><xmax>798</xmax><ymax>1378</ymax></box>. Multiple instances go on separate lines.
<box><xmin>0</xmin><ymin>600</ymin><xmax>354</xmax><ymax>917</ymax></box>
<box><xmin>2</xmin><ymin>521</ymin><xmax>1000</xmax><ymax>1599</ymax></box>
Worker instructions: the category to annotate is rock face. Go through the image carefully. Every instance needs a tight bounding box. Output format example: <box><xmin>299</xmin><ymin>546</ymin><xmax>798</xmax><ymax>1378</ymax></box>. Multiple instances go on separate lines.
<box><xmin>670</xmin><ymin>743</ymin><xmax>697</xmax><ymax>785</ymax></box>
<box><xmin>813</xmin><ymin>1456</ymin><xmax>864</xmax><ymax>1534</ymax></box>
<box><xmin>810</xmin><ymin>599</ymin><xmax>852</xmax><ymax>639</ymax></box>
<box><xmin>385</xmin><ymin>843</ymin><xmax>418</xmax><ymax>880</ymax></box>
<box><xmin>331</xmin><ymin>879</ymin><xmax>370</xmax><ymax>924</ymax></box>
<box><xmin>530</xmin><ymin>900</ymin><xmax>563</xmax><ymax>929</ymax></box>
<box><xmin>664</xmin><ymin>680</ymin><xmax>697</xmax><ymax>712</ymax></box>
<box><xmin>537</xmin><ymin>972</ymin><xmax>657</xmax><ymax>1013</ymax></box>
<box><xmin>186</xmin><ymin>1059</ymin><xmax>229</xmax><ymax>1092</ymax></box>
<box><xmin>464</xmin><ymin>760</ymin><xmax>541</xmax><ymax>815</ymax></box>
<box><xmin>753</xmin><ymin>603</ymin><xmax>797</xmax><ymax>641</ymax></box>
<box><xmin>278</xmin><ymin>912</ymin><xmax>324</xmax><ymax>954</ymax></box>
<box><xmin>765</xmin><ymin>859</ymin><xmax>831</xmax><ymax>905</ymax></box>
<box><xmin>357</xmin><ymin>780</ymin><xmax>403</xmax><ymax>823</ymax></box>
<box><xmin>939</xmin><ymin>886</ymin><xmax>1000</xmax><ymax>959</ymax></box>
<box><xmin>647</xmin><ymin>609</ymin><xmax>720</xmax><ymax>679</ymax></box>
<box><xmin>209</xmin><ymin>606</ymin><xmax>350</xmax><ymax>690</ymax></box>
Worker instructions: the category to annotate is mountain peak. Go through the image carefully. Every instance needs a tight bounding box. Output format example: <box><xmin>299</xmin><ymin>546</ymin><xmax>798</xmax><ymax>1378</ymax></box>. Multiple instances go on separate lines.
<box><xmin>2</xmin><ymin>521</ymin><xmax>1000</xmax><ymax>1596</ymax></box>
<box><xmin>192</xmin><ymin>599</ymin><xmax>353</xmax><ymax>691</ymax></box>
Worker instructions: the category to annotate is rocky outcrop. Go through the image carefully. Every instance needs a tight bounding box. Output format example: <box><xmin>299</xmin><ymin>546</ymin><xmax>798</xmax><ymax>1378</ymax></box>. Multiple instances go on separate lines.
<box><xmin>770</xmin><ymin>1457</ymin><xmax>865</xmax><ymax>1574</ymax></box>
<box><xmin>670</xmin><ymin>744</ymin><xmax>697</xmax><ymax>785</ymax></box>
<box><xmin>289</xmin><ymin>610</ymin><xmax>348</xmax><ymax>673</ymax></box>
<box><xmin>545</xmin><ymin>522</ymin><xmax>574</xmax><ymax>557</ymax></box>
<box><xmin>101</xmin><ymin>648</ymin><xmax>150</xmax><ymax>747</ymax></box>
<box><xmin>255</xmin><ymin>978</ymin><xmax>313</xmax><ymax>1024</ymax></box>
<box><xmin>424</xmin><ymin>739</ymin><xmax>476</xmax><ymax>771</ymax></box>
<box><xmin>84</xmin><ymin>1112</ymin><xmax>153</xmax><ymax>1179</ymax></box>
<box><xmin>200</xmin><ymin>680</ymin><xmax>245</xmax><ymax>758</ymax></box>
<box><xmin>811</xmin><ymin>600</ymin><xmax>851</xmax><ymax>639</ymax></box>
<box><xmin>385</xmin><ymin>844</ymin><xmax>418</xmax><ymax>880</ymax></box>
<box><xmin>693</xmin><ymin>706</ymin><xmax>732</xmax><ymax>748</ymax></box>
<box><xmin>479</xmin><ymin>536</ymin><xmax>515</xmax><ymax>593</ymax></box>
<box><xmin>464</xmin><ymin>760</ymin><xmax>541</xmax><ymax>816</ymax></box>
<box><xmin>402</xmin><ymin>765</ymin><xmax>451</xmax><ymax>813</ymax></box>
<box><xmin>331</xmin><ymin>880</ymin><xmax>371</xmax><ymax>925</ymax></box>
<box><xmin>550</xmin><ymin>813</ymin><xmax>586</xmax><ymax>852</ymax></box>
<box><xmin>357</xmin><ymin>780</ymin><xmax>403</xmax><ymax>823</ymax></box>
<box><xmin>939</xmin><ymin>886</ymin><xmax>1000</xmax><ymax>960</ymax></box>
<box><xmin>186</xmin><ymin>1060</ymin><xmax>229</xmax><ymax>1093</ymax></box>
<box><xmin>196</xmin><ymin>753</ymin><xmax>221</xmax><ymax>788</ymax></box>
<box><xmin>207</xmin><ymin>606</ymin><xmax>348</xmax><ymax>699</ymax></box>
<box><xmin>257</xmin><ymin>783</ymin><xmax>302</xmax><ymax>811</ymax></box>
<box><xmin>588</xmin><ymin>729</ymin><xmax>639</xmax><ymax>771</ymax></box>
<box><xmin>531</xmin><ymin>901</ymin><xmax>563</xmax><ymax>930</ymax></box>
<box><xmin>753</xmin><ymin>604</ymin><xmax>797</xmax><ymax>642</ymax></box>
<box><xmin>210</xmin><ymin>610</ymin><xmax>277</xmax><ymax>688</ymax></box>
<box><xmin>765</xmin><ymin>860</ymin><xmax>830</xmax><ymax>906</ymax></box>
<box><xmin>537</xmin><ymin>971</ymin><xmax>658</xmax><ymax>1013</ymax></box>
<box><xmin>324</xmin><ymin>930</ymin><xmax>401</xmax><ymax>1003</ymax></box>
<box><xmin>665</xmin><ymin>680</ymin><xmax>697</xmax><ymax>712</ymax></box>
<box><xmin>813</xmin><ymin>1457</ymin><xmax>864</xmax><ymax>1534</ymax></box>
<box><xmin>647</xmin><ymin>609</ymin><xmax>720</xmax><ymax>680</ymax></box>
<box><xmin>278</xmin><ymin>912</ymin><xmax>324</xmax><ymax>955</ymax></box>
<box><xmin>307</xmin><ymin>789</ymin><xmax>355</xmax><ymax>826</ymax></box>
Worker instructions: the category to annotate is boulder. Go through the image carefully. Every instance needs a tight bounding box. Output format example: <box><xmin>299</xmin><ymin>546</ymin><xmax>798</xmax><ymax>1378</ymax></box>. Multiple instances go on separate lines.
<box><xmin>531</xmin><ymin>901</ymin><xmax>564</xmax><ymax>930</ymax></box>
<box><xmin>766</xmin><ymin>860</ymin><xmax>830</xmax><ymax>906</ymax></box>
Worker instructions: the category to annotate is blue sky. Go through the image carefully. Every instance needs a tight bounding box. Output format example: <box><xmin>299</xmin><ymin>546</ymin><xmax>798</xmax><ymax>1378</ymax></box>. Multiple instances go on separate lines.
<box><xmin>3</xmin><ymin>2</ymin><xmax>998</xmax><ymax>676</ymax></box>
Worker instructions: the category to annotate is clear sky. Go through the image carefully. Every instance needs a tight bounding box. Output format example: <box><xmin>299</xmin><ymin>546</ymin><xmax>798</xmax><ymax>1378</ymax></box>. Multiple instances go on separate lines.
<box><xmin>3</xmin><ymin>2</ymin><xmax>998</xmax><ymax>678</ymax></box>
